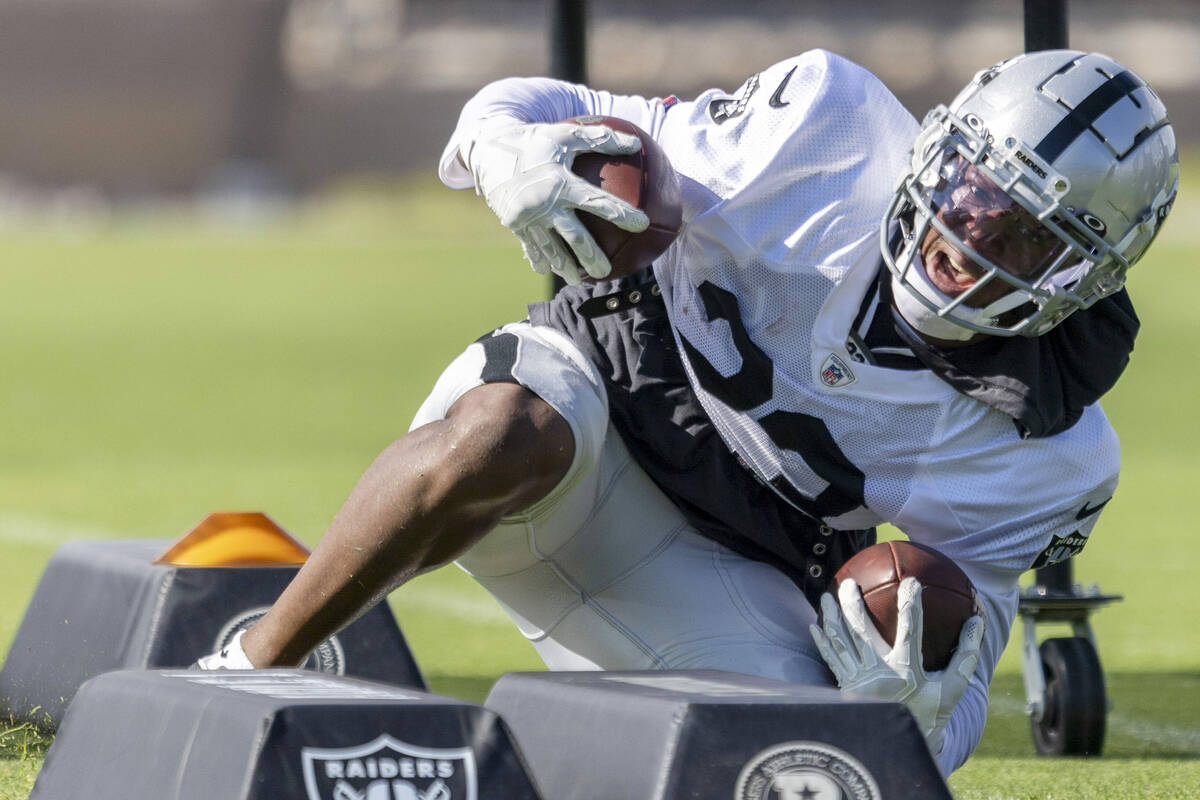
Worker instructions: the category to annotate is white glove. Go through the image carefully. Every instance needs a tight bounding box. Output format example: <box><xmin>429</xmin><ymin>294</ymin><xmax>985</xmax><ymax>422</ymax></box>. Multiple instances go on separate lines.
<box><xmin>194</xmin><ymin>629</ymin><xmax>255</xmax><ymax>670</ymax></box>
<box><xmin>809</xmin><ymin>577</ymin><xmax>985</xmax><ymax>757</ymax></box>
<box><xmin>463</xmin><ymin>117</ymin><xmax>651</xmax><ymax>284</ymax></box>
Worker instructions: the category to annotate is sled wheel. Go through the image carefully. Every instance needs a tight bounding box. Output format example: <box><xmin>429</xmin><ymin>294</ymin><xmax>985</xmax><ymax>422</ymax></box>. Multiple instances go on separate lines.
<box><xmin>1030</xmin><ymin>637</ymin><xmax>1107</xmax><ymax>756</ymax></box>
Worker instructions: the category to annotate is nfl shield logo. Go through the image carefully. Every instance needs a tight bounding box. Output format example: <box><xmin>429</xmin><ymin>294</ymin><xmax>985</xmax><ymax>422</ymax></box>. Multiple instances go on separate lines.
<box><xmin>819</xmin><ymin>353</ymin><xmax>855</xmax><ymax>388</ymax></box>
<box><xmin>301</xmin><ymin>734</ymin><xmax>477</xmax><ymax>800</ymax></box>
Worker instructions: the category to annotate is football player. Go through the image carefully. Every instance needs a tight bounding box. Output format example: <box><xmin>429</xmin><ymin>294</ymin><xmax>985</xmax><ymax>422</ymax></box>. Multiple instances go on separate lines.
<box><xmin>199</xmin><ymin>49</ymin><xmax>1178</xmax><ymax>775</ymax></box>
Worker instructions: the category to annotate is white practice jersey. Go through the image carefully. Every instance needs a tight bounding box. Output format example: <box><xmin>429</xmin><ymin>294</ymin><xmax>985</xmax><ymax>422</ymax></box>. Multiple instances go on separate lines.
<box><xmin>440</xmin><ymin>50</ymin><xmax>1121</xmax><ymax>774</ymax></box>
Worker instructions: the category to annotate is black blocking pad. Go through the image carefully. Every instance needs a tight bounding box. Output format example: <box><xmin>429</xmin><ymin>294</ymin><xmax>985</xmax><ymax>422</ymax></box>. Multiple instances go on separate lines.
<box><xmin>486</xmin><ymin>670</ymin><xmax>953</xmax><ymax>800</ymax></box>
<box><xmin>0</xmin><ymin>539</ymin><xmax>424</xmax><ymax>729</ymax></box>
<box><xmin>30</xmin><ymin>669</ymin><xmax>543</xmax><ymax>800</ymax></box>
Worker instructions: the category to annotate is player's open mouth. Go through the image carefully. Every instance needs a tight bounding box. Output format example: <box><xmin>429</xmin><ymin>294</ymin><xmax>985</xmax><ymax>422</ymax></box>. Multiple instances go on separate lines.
<box><xmin>923</xmin><ymin>235</ymin><xmax>982</xmax><ymax>298</ymax></box>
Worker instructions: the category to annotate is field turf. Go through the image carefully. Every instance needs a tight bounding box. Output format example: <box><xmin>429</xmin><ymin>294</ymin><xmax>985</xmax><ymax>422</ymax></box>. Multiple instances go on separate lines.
<box><xmin>1</xmin><ymin>169</ymin><xmax>1197</xmax><ymax>799</ymax></box>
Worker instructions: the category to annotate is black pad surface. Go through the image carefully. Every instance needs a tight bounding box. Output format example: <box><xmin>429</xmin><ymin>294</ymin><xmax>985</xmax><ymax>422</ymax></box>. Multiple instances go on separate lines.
<box><xmin>0</xmin><ymin>539</ymin><xmax>424</xmax><ymax>728</ymax></box>
<box><xmin>486</xmin><ymin>670</ymin><xmax>952</xmax><ymax>800</ymax></box>
<box><xmin>31</xmin><ymin>669</ymin><xmax>542</xmax><ymax>800</ymax></box>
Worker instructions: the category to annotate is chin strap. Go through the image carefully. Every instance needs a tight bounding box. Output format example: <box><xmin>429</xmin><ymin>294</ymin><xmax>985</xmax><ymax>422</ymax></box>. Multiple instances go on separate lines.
<box><xmin>891</xmin><ymin>249</ymin><xmax>1038</xmax><ymax>341</ymax></box>
<box><xmin>891</xmin><ymin>268</ymin><xmax>977</xmax><ymax>342</ymax></box>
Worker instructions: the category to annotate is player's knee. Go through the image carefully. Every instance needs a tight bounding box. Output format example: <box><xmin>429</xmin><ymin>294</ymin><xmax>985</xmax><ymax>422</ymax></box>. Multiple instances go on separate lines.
<box><xmin>436</xmin><ymin>382</ymin><xmax>575</xmax><ymax>518</ymax></box>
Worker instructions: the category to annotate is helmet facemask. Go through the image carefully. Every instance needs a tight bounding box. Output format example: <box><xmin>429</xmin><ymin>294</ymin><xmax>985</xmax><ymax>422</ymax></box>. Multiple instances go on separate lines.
<box><xmin>883</xmin><ymin>105</ymin><xmax>1125</xmax><ymax>338</ymax></box>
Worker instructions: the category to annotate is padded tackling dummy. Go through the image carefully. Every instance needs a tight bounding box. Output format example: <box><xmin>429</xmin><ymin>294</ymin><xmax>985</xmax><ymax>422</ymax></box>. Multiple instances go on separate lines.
<box><xmin>30</xmin><ymin>669</ymin><xmax>542</xmax><ymax>800</ymax></box>
<box><xmin>0</xmin><ymin>536</ymin><xmax>424</xmax><ymax>729</ymax></box>
<box><xmin>486</xmin><ymin>670</ymin><xmax>952</xmax><ymax>800</ymax></box>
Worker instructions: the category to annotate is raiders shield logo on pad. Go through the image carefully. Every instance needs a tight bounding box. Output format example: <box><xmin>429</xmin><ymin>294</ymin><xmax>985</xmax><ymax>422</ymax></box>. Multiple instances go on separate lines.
<box><xmin>301</xmin><ymin>735</ymin><xmax>478</xmax><ymax>800</ymax></box>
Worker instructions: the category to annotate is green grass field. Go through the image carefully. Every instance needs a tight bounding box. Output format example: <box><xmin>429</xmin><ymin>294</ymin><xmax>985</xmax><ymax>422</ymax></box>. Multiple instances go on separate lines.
<box><xmin>1</xmin><ymin>167</ymin><xmax>1197</xmax><ymax>799</ymax></box>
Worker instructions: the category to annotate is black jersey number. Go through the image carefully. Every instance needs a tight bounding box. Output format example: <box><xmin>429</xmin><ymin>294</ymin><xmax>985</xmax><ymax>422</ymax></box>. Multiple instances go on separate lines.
<box><xmin>678</xmin><ymin>281</ymin><xmax>865</xmax><ymax>519</ymax></box>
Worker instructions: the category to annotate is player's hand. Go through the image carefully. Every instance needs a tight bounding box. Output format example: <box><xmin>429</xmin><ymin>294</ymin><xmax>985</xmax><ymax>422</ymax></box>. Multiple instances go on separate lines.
<box><xmin>809</xmin><ymin>577</ymin><xmax>985</xmax><ymax>757</ymax></box>
<box><xmin>193</xmin><ymin>629</ymin><xmax>256</xmax><ymax>670</ymax></box>
<box><xmin>463</xmin><ymin>117</ymin><xmax>650</xmax><ymax>284</ymax></box>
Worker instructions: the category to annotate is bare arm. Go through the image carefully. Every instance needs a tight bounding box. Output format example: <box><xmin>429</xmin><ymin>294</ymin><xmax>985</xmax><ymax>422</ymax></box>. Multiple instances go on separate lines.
<box><xmin>240</xmin><ymin>382</ymin><xmax>574</xmax><ymax>667</ymax></box>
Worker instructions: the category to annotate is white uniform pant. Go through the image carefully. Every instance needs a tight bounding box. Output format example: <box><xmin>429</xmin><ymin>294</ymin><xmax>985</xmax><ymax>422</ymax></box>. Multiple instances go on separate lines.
<box><xmin>411</xmin><ymin>322</ymin><xmax>831</xmax><ymax>684</ymax></box>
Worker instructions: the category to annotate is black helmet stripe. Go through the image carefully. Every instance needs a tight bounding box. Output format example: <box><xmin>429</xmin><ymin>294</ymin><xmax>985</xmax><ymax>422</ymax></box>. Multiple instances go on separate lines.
<box><xmin>1034</xmin><ymin>70</ymin><xmax>1145</xmax><ymax>163</ymax></box>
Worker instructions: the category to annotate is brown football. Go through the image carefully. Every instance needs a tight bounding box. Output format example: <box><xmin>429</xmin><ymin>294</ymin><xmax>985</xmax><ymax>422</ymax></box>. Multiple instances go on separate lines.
<box><xmin>566</xmin><ymin>115</ymin><xmax>683</xmax><ymax>281</ymax></box>
<box><xmin>833</xmin><ymin>540</ymin><xmax>976</xmax><ymax>672</ymax></box>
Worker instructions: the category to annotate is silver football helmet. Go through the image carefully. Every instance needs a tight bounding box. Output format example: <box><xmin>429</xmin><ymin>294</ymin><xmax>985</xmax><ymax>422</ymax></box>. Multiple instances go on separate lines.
<box><xmin>882</xmin><ymin>50</ymin><xmax>1179</xmax><ymax>338</ymax></box>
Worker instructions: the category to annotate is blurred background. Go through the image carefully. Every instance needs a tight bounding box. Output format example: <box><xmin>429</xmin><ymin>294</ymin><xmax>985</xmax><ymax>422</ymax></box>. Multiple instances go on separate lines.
<box><xmin>1</xmin><ymin>5</ymin><xmax>1198</xmax><ymax>796</ymax></box>
<box><xmin>0</xmin><ymin>0</ymin><xmax>1195</xmax><ymax>207</ymax></box>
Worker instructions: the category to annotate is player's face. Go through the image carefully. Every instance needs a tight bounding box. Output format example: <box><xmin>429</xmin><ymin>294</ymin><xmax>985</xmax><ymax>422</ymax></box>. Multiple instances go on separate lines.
<box><xmin>919</xmin><ymin>158</ymin><xmax>1067</xmax><ymax>308</ymax></box>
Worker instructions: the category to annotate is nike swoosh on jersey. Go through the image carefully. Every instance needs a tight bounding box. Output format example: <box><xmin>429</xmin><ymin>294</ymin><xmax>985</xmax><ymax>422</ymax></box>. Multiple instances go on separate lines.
<box><xmin>768</xmin><ymin>66</ymin><xmax>798</xmax><ymax>108</ymax></box>
<box><xmin>1075</xmin><ymin>497</ymin><xmax>1111</xmax><ymax>520</ymax></box>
